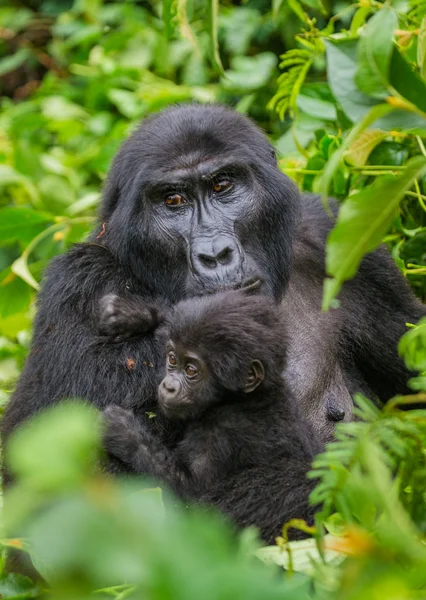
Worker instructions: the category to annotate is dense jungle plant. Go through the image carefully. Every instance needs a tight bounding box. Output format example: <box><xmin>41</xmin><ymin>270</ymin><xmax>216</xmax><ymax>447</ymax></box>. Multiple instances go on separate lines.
<box><xmin>1</xmin><ymin>0</ymin><xmax>426</xmax><ymax>598</ymax></box>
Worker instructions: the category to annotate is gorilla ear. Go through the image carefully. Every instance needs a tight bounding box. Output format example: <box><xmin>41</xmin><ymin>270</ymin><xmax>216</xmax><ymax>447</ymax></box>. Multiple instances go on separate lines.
<box><xmin>243</xmin><ymin>360</ymin><xmax>265</xmax><ymax>393</ymax></box>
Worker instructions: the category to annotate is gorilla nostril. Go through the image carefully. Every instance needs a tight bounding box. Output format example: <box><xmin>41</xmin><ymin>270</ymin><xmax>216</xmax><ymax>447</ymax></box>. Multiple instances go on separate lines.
<box><xmin>163</xmin><ymin>379</ymin><xmax>177</xmax><ymax>394</ymax></box>
<box><xmin>217</xmin><ymin>247</ymin><xmax>233</xmax><ymax>265</ymax></box>
<box><xmin>198</xmin><ymin>254</ymin><xmax>217</xmax><ymax>269</ymax></box>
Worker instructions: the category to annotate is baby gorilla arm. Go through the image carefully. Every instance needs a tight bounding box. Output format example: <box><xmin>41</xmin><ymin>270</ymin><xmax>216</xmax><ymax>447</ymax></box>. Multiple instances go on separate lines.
<box><xmin>97</xmin><ymin>294</ymin><xmax>163</xmax><ymax>342</ymax></box>
<box><xmin>103</xmin><ymin>405</ymin><xmax>189</xmax><ymax>493</ymax></box>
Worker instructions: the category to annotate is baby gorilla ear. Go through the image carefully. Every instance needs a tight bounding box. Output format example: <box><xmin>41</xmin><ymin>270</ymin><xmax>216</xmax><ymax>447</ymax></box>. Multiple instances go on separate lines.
<box><xmin>243</xmin><ymin>359</ymin><xmax>265</xmax><ymax>393</ymax></box>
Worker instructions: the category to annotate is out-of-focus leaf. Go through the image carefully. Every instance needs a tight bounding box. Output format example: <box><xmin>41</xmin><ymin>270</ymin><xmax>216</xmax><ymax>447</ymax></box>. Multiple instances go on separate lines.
<box><xmin>257</xmin><ymin>535</ymin><xmax>343</xmax><ymax>574</ymax></box>
<box><xmin>323</xmin><ymin>156</ymin><xmax>426</xmax><ymax>309</ymax></box>
<box><xmin>0</xmin><ymin>208</ymin><xmax>53</xmax><ymax>245</ymax></box>
<box><xmin>107</xmin><ymin>89</ymin><xmax>144</xmax><ymax>119</ymax></box>
<box><xmin>222</xmin><ymin>53</ymin><xmax>277</xmax><ymax>92</ymax></box>
<box><xmin>0</xmin><ymin>573</ymin><xmax>41</xmax><ymax>598</ymax></box>
<box><xmin>6</xmin><ymin>402</ymin><xmax>101</xmax><ymax>492</ymax></box>
<box><xmin>0</xmin><ymin>269</ymin><xmax>33</xmax><ymax>319</ymax></box>
<box><xmin>0</xmin><ymin>48</ymin><xmax>31</xmax><ymax>76</ymax></box>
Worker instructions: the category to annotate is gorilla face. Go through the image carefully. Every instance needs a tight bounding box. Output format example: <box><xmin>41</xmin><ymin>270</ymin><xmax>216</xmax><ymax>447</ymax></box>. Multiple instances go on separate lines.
<box><xmin>99</xmin><ymin>104</ymin><xmax>301</xmax><ymax>302</ymax></box>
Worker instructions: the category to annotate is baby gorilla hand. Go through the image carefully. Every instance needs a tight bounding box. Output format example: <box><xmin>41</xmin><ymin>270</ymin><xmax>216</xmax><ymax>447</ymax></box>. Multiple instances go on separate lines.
<box><xmin>98</xmin><ymin>294</ymin><xmax>161</xmax><ymax>342</ymax></box>
<box><xmin>103</xmin><ymin>404</ymin><xmax>149</xmax><ymax>466</ymax></box>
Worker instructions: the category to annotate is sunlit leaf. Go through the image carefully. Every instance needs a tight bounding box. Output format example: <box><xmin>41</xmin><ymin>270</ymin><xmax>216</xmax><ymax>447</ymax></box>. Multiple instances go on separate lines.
<box><xmin>323</xmin><ymin>156</ymin><xmax>426</xmax><ymax>309</ymax></box>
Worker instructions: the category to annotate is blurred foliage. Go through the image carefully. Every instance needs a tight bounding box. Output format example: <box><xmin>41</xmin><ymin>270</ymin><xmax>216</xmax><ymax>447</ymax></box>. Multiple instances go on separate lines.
<box><xmin>2</xmin><ymin>0</ymin><xmax>426</xmax><ymax>597</ymax></box>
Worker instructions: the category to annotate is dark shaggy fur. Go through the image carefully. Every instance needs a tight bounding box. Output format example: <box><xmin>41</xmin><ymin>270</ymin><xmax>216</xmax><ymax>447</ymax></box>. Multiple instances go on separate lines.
<box><xmin>2</xmin><ymin>103</ymin><xmax>425</xmax><ymax>477</ymax></box>
<box><xmin>103</xmin><ymin>291</ymin><xmax>320</xmax><ymax>544</ymax></box>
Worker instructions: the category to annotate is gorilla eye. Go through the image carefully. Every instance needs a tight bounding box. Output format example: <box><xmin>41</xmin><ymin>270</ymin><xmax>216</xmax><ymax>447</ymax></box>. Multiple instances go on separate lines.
<box><xmin>185</xmin><ymin>364</ymin><xmax>198</xmax><ymax>378</ymax></box>
<box><xmin>212</xmin><ymin>180</ymin><xmax>233</xmax><ymax>194</ymax></box>
<box><xmin>168</xmin><ymin>352</ymin><xmax>177</xmax><ymax>366</ymax></box>
<box><xmin>165</xmin><ymin>193</ymin><xmax>186</xmax><ymax>206</ymax></box>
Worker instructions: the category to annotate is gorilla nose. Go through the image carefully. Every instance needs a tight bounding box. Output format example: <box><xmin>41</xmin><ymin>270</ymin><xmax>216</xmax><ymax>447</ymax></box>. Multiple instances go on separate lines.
<box><xmin>161</xmin><ymin>377</ymin><xmax>179</xmax><ymax>395</ymax></box>
<box><xmin>193</xmin><ymin>236</ymin><xmax>240</xmax><ymax>273</ymax></box>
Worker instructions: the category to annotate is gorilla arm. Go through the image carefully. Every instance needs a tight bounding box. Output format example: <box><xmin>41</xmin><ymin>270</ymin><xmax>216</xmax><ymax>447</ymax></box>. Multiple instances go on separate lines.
<box><xmin>1</xmin><ymin>243</ymin><xmax>162</xmax><ymax>452</ymax></box>
<box><xmin>341</xmin><ymin>246</ymin><xmax>426</xmax><ymax>401</ymax></box>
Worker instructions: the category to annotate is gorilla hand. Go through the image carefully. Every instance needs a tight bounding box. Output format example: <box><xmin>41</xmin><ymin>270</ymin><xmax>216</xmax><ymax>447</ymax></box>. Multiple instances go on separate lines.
<box><xmin>98</xmin><ymin>294</ymin><xmax>162</xmax><ymax>342</ymax></box>
<box><xmin>103</xmin><ymin>404</ymin><xmax>148</xmax><ymax>466</ymax></box>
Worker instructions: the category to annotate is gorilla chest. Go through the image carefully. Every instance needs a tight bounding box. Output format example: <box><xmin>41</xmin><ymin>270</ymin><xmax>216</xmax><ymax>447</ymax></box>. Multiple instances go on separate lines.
<box><xmin>282</xmin><ymin>282</ymin><xmax>354</xmax><ymax>444</ymax></box>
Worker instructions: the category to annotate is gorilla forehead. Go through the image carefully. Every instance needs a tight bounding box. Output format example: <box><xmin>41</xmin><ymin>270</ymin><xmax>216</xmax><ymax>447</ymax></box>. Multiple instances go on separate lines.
<box><xmin>118</xmin><ymin>104</ymin><xmax>276</xmax><ymax>176</ymax></box>
<box><xmin>166</xmin><ymin>292</ymin><xmax>285</xmax><ymax>360</ymax></box>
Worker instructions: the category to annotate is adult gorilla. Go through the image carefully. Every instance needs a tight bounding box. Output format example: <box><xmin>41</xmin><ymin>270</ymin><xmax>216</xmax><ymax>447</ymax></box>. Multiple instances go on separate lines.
<box><xmin>2</xmin><ymin>104</ymin><xmax>425</xmax><ymax>465</ymax></box>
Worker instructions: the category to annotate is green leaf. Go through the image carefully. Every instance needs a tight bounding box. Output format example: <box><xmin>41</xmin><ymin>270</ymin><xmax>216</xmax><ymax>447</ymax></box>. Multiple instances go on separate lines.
<box><xmin>389</xmin><ymin>48</ymin><xmax>426</xmax><ymax>116</ymax></box>
<box><xmin>0</xmin><ymin>573</ymin><xmax>40</xmax><ymax>598</ymax></box>
<box><xmin>256</xmin><ymin>535</ymin><xmax>343</xmax><ymax>574</ymax></box>
<box><xmin>107</xmin><ymin>89</ymin><xmax>144</xmax><ymax>119</ymax></box>
<box><xmin>11</xmin><ymin>255</ymin><xmax>39</xmax><ymax>291</ymax></box>
<box><xmin>207</xmin><ymin>0</ymin><xmax>224</xmax><ymax>74</ymax></box>
<box><xmin>323</xmin><ymin>155</ymin><xmax>426</xmax><ymax>309</ymax></box>
<box><xmin>418</xmin><ymin>16</ymin><xmax>426</xmax><ymax>80</ymax></box>
<box><xmin>6</xmin><ymin>402</ymin><xmax>101</xmax><ymax>491</ymax></box>
<box><xmin>326</xmin><ymin>39</ymin><xmax>378</xmax><ymax>123</ymax></box>
<box><xmin>0</xmin><ymin>208</ymin><xmax>53</xmax><ymax>245</ymax></box>
<box><xmin>0</xmin><ymin>48</ymin><xmax>30</xmax><ymax>76</ymax></box>
<box><xmin>325</xmin><ymin>39</ymin><xmax>426</xmax><ymax>129</ymax></box>
<box><xmin>0</xmin><ymin>268</ymin><xmax>33</xmax><ymax>319</ymax></box>
<box><xmin>345</xmin><ymin>129</ymin><xmax>387</xmax><ymax>167</ymax></box>
<box><xmin>320</xmin><ymin>103</ymin><xmax>394</xmax><ymax>202</ymax></box>
<box><xmin>297</xmin><ymin>93</ymin><xmax>336</xmax><ymax>120</ymax></box>
<box><xmin>222</xmin><ymin>53</ymin><xmax>277</xmax><ymax>92</ymax></box>
<box><xmin>355</xmin><ymin>8</ymin><xmax>397</xmax><ymax>99</ymax></box>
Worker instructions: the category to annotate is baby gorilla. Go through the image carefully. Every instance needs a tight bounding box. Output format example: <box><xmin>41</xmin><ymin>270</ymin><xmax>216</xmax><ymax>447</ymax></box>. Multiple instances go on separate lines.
<box><xmin>103</xmin><ymin>291</ymin><xmax>320</xmax><ymax>543</ymax></box>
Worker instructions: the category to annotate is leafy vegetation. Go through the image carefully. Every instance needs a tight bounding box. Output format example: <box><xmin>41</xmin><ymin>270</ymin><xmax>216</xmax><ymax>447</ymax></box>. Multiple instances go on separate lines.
<box><xmin>2</xmin><ymin>0</ymin><xmax>426</xmax><ymax>597</ymax></box>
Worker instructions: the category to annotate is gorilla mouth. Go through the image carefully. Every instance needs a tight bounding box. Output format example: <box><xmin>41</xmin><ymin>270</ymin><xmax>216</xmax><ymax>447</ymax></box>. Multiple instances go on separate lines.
<box><xmin>194</xmin><ymin>276</ymin><xmax>264</xmax><ymax>297</ymax></box>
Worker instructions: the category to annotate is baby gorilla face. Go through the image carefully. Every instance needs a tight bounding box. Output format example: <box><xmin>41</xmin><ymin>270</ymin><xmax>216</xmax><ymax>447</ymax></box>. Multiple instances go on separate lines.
<box><xmin>157</xmin><ymin>341</ymin><xmax>214</xmax><ymax>420</ymax></box>
<box><xmin>157</xmin><ymin>336</ymin><xmax>266</xmax><ymax>421</ymax></box>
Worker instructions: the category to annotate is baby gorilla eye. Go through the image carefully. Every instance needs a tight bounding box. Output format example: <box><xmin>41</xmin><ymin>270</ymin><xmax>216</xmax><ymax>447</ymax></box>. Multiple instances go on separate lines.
<box><xmin>165</xmin><ymin>193</ymin><xmax>186</xmax><ymax>206</ymax></box>
<box><xmin>212</xmin><ymin>179</ymin><xmax>233</xmax><ymax>194</ymax></box>
<box><xmin>185</xmin><ymin>364</ymin><xmax>198</xmax><ymax>378</ymax></box>
<box><xmin>168</xmin><ymin>351</ymin><xmax>177</xmax><ymax>366</ymax></box>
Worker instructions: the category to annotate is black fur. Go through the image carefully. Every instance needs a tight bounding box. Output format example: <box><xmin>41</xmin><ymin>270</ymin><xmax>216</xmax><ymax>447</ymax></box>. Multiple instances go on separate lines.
<box><xmin>2</xmin><ymin>103</ymin><xmax>425</xmax><ymax>474</ymax></box>
<box><xmin>103</xmin><ymin>291</ymin><xmax>319</xmax><ymax>544</ymax></box>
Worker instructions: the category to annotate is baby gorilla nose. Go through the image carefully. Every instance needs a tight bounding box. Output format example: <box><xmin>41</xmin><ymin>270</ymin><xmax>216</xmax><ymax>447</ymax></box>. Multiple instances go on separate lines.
<box><xmin>160</xmin><ymin>375</ymin><xmax>180</xmax><ymax>397</ymax></box>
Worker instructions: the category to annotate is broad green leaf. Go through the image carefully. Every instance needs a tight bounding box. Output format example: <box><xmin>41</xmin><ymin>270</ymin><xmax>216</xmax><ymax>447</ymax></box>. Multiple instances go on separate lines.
<box><xmin>297</xmin><ymin>93</ymin><xmax>336</xmax><ymax>121</ymax></box>
<box><xmin>355</xmin><ymin>8</ymin><xmax>397</xmax><ymax>99</ymax></box>
<box><xmin>326</xmin><ymin>39</ymin><xmax>378</xmax><ymax>123</ymax></box>
<box><xmin>0</xmin><ymin>208</ymin><xmax>53</xmax><ymax>245</ymax></box>
<box><xmin>389</xmin><ymin>48</ymin><xmax>426</xmax><ymax>116</ymax></box>
<box><xmin>222</xmin><ymin>53</ymin><xmax>277</xmax><ymax>92</ymax></box>
<box><xmin>325</xmin><ymin>39</ymin><xmax>426</xmax><ymax>129</ymax></box>
<box><xmin>0</xmin><ymin>268</ymin><xmax>33</xmax><ymax>319</ymax></box>
<box><xmin>345</xmin><ymin>129</ymin><xmax>387</xmax><ymax>167</ymax></box>
<box><xmin>323</xmin><ymin>155</ymin><xmax>426</xmax><ymax>309</ymax></box>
